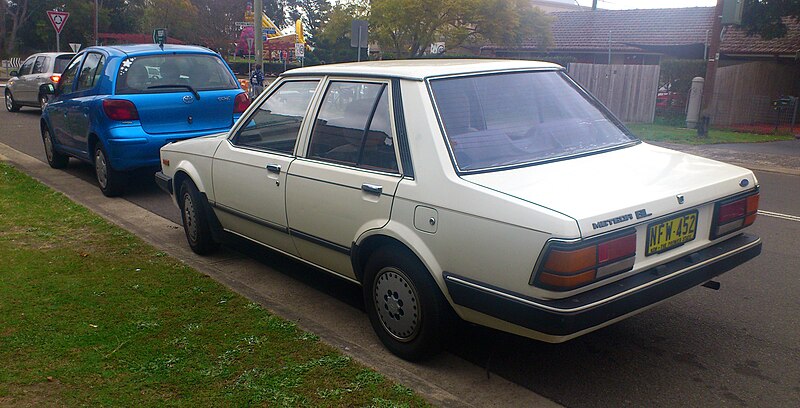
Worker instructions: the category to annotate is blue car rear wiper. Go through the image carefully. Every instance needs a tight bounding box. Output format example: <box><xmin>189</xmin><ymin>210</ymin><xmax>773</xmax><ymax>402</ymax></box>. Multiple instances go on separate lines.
<box><xmin>147</xmin><ymin>84</ymin><xmax>200</xmax><ymax>101</ymax></box>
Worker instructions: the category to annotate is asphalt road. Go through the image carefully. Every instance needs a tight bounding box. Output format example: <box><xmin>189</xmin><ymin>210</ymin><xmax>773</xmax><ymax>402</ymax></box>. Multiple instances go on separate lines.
<box><xmin>2</xmin><ymin>104</ymin><xmax>799</xmax><ymax>407</ymax></box>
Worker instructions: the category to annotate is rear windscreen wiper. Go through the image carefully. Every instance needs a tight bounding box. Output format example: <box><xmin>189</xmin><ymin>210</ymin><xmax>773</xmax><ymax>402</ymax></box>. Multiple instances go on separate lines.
<box><xmin>148</xmin><ymin>84</ymin><xmax>200</xmax><ymax>101</ymax></box>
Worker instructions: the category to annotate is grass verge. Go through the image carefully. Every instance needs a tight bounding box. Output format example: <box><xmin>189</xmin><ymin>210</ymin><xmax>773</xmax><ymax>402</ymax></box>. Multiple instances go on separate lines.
<box><xmin>0</xmin><ymin>162</ymin><xmax>429</xmax><ymax>407</ymax></box>
<box><xmin>626</xmin><ymin>123</ymin><xmax>796</xmax><ymax>145</ymax></box>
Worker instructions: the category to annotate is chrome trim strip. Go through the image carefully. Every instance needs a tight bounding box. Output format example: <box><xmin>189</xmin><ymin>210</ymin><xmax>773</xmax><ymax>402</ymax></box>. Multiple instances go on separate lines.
<box><xmin>289</xmin><ymin>228</ymin><xmax>351</xmax><ymax>255</ymax></box>
<box><xmin>223</xmin><ymin>229</ymin><xmax>361</xmax><ymax>285</ymax></box>
<box><xmin>449</xmin><ymin>237</ymin><xmax>761</xmax><ymax>314</ymax></box>
<box><xmin>210</xmin><ymin>202</ymin><xmax>288</xmax><ymax>233</ymax></box>
<box><xmin>596</xmin><ymin>257</ymin><xmax>635</xmax><ymax>279</ymax></box>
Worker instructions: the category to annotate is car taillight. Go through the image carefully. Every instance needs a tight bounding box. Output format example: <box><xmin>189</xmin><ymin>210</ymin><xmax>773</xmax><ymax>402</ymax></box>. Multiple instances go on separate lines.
<box><xmin>102</xmin><ymin>99</ymin><xmax>139</xmax><ymax>121</ymax></box>
<box><xmin>532</xmin><ymin>230</ymin><xmax>637</xmax><ymax>291</ymax></box>
<box><xmin>234</xmin><ymin>92</ymin><xmax>250</xmax><ymax>114</ymax></box>
<box><xmin>50</xmin><ymin>74</ymin><xmax>61</xmax><ymax>83</ymax></box>
<box><xmin>711</xmin><ymin>191</ymin><xmax>759</xmax><ymax>239</ymax></box>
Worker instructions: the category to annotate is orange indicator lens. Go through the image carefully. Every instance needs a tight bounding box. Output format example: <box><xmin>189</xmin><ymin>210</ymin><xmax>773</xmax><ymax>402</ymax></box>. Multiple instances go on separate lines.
<box><xmin>544</xmin><ymin>246</ymin><xmax>596</xmax><ymax>274</ymax></box>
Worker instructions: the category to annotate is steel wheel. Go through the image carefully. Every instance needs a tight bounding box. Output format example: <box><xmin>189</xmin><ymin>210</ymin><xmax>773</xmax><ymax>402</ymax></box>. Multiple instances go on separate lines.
<box><xmin>41</xmin><ymin>127</ymin><xmax>68</xmax><ymax>169</ymax></box>
<box><xmin>5</xmin><ymin>90</ymin><xmax>19</xmax><ymax>112</ymax></box>
<box><xmin>44</xmin><ymin>130</ymin><xmax>55</xmax><ymax>162</ymax></box>
<box><xmin>373</xmin><ymin>267</ymin><xmax>421</xmax><ymax>342</ymax></box>
<box><xmin>363</xmin><ymin>246</ymin><xmax>456</xmax><ymax>361</ymax></box>
<box><xmin>95</xmin><ymin>148</ymin><xmax>108</xmax><ymax>189</ymax></box>
<box><xmin>93</xmin><ymin>144</ymin><xmax>125</xmax><ymax>196</ymax></box>
<box><xmin>178</xmin><ymin>179</ymin><xmax>219</xmax><ymax>255</ymax></box>
<box><xmin>182</xmin><ymin>191</ymin><xmax>199</xmax><ymax>244</ymax></box>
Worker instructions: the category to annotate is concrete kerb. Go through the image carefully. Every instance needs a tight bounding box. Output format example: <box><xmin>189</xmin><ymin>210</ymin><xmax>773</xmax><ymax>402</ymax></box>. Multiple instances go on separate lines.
<box><xmin>0</xmin><ymin>142</ymin><xmax>562</xmax><ymax>408</ymax></box>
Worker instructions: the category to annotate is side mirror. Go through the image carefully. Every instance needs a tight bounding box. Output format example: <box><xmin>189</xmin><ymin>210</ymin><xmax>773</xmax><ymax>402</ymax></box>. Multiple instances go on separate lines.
<box><xmin>9</xmin><ymin>70</ymin><xmax>18</xmax><ymax>77</ymax></box>
<box><xmin>40</xmin><ymin>83</ymin><xmax>56</xmax><ymax>95</ymax></box>
<box><xmin>39</xmin><ymin>83</ymin><xmax>56</xmax><ymax>105</ymax></box>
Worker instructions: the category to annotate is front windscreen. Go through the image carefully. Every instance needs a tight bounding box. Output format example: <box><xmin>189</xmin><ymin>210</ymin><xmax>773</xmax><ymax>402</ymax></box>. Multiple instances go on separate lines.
<box><xmin>116</xmin><ymin>54</ymin><xmax>238</xmax><ymax>94</ymax></box>
<box><xmin>429</xmin><ymin>71</ymin><xmax>637</xmax><ymax>172</ymax></box>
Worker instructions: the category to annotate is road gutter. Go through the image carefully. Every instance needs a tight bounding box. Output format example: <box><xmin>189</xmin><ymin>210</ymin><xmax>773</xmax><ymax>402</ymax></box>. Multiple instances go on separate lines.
<box><xmin>0</xmin><ymin>142</ymin><xmax>562</xmax><ymax>408</ymax></box>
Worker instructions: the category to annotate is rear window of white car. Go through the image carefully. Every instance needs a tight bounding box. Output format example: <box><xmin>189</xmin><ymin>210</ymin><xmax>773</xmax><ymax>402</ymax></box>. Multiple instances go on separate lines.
<box><xmin>115</xmin><ymin>54</ymin><xmax>238</xmax><ymax>94</ymax></box>
<box><xmin>429</xmin><ymin>71</ymin><xmax>637</xmax><ymax>172</ymax></box>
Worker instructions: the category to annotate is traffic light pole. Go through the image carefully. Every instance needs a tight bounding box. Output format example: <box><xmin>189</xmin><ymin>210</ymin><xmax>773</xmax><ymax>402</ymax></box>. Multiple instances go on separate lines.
<box><xmin>254</xmin><ymin>0</ymin><xmax>263</xmax><ymax>71</ymax></box>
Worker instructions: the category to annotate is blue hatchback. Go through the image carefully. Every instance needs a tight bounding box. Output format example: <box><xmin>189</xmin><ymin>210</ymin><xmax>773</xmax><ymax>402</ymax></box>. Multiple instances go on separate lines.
<box><xmin>40</xmin><ymin>44</ymin><xmax>249</xmax><ymax>196</ymax></box>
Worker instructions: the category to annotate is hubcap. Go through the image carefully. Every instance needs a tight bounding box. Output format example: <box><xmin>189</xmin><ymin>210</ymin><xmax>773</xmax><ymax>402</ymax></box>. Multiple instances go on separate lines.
<box><xmin>373</xmin><ymin>267</ymin><xmax>420</xmax><ymax>342</ymax></box>
<box><xmin>40</xmin><ymin>96</ymin><xmax>47</xmax><ymax>110</ymax></box>
<box><xmin>95</xmin><ymin>149</ymin><xmax>108</xmax><ymax>189</ymax></box>
<box><xmin>5</xmin><ymin>93</ymin><xmax>12</xmax><ymax>110</ymax></box>
<box><xmin>43</xmin><ymin>131</ymin><xmax>54</xmax><ymax>162</ymax></box>
<box><xmin>183</xmin><ymin>193</ymin><xmax>198</xmax><ymax>243</ymax></box>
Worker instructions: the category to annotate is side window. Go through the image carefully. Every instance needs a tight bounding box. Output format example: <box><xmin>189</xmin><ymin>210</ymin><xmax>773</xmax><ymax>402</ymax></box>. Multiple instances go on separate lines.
<box><xmin>18</xmin><ymin>57</ymin><xmax>35</xmax><ymax>76</ymax></box>
<box><xmin>77</xmin><ymin>53</ymin><xmax>104</xmax><ymax>91</ymax></box>
<box><xmin>32</xmin><ymin>57</ymin><xmax>48</xmax><ymax>74</ymax></box>
<box><xmin>58</xmin><ymin>55</ymin><xmax>84</xmax><ymax>95</ymax></box>
<box><xmin>231</xmin><ymin>80</ymin><xmax>319</xmax><ymax>153</ymax></box>
<box><xmin>308</xmin><ymin>81</ymin><xmax>397</xmax><ymax>173</ymax></box>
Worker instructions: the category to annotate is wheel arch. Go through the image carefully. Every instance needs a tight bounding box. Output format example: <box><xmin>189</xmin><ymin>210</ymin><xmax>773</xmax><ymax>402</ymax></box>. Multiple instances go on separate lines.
<box><xmin>171</xmin><ymin>160</ymin><xmax>209</xmax><ymax>196</ymax></box>
<box><xmin>352</xmin><ymin>224</ymin><xmax>445</xmax><ymax>292</ymax></box>
<box><xmin>173</xmin><ymin>168</ymin><xmax>225</xmax><ymax>243</ymax></box>
<box><xmin>88</xmin><ymin>133</ymin><xmax>101</xmax><ymax>161</ymax></box>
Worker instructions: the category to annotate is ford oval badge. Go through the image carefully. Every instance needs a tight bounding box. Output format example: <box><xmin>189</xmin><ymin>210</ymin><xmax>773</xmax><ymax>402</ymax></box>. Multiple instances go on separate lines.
<box><xmin>182</xmin><ymin>95</ymin><xmax>194</xmax><ymax>104</ymax></box>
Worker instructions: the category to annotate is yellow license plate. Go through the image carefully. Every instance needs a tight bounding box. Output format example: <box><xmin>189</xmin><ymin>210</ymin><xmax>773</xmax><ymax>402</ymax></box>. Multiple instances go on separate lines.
<box><xmin>646</xmin><ymin>210</ymin><xmax>698</xmax><ymax>256</ymax></box>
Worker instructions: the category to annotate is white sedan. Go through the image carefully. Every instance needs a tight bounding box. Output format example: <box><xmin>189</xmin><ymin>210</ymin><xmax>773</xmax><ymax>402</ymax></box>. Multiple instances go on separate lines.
<box><xmin>156</xmin><ymin>60</ymin><xmax>761</xmax><ymax>361</ymax></box>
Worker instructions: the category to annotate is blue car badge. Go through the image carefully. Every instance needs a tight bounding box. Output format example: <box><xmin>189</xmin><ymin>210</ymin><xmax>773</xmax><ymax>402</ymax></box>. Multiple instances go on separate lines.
<box><xmin>182</xmin><ymin>95</ymin><xmax>194</xmax><ymax>104</ymax></box>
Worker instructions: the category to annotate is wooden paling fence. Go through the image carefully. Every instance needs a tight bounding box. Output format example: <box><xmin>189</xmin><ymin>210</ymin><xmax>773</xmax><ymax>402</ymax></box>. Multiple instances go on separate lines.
<box><xmin>711</xmin><ymin>61</ymin><xmax>800</xmax><ymax>127</ymax></box>
<box><xmin>567</xmin><ymin>63</ymin><xmax>660</xmax><ymax>123</ymax></box>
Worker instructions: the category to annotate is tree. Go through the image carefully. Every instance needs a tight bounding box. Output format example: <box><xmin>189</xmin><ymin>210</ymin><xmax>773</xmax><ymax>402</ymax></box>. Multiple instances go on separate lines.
<box><xmin>370</xmin><ymin>0</ymin><xmax>552</xmax><ymax>58</ymax></box>
<box><xmin>286</xmin><ymin>0</ymin><xmax>330</xmax><ymax>39</ymax></box>
<box><xmin>742</xmin><ymin>0</ymin><xmax>800</xmax><ymax>39</ymax></box>
<box><xmin>142</xmin><ymin>0</ymin><xmax>198</xmax><ymax>43</ymax></box>
<box><xmin>314</xmin><ymin>0</ymin><xmax>369</xmax><ymax>63</ymax></box>
<box><xmin>3</xmin><ymin>0</ymin><xmax>33</xmax><ymax>55</ymax></box>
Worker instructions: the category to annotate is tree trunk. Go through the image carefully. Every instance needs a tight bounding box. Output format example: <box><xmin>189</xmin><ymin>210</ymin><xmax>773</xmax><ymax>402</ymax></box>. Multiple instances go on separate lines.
<box><xmin>6</xmin><ymin>0</ymin><xmax>31</xmax><ymax>55</ymax></box>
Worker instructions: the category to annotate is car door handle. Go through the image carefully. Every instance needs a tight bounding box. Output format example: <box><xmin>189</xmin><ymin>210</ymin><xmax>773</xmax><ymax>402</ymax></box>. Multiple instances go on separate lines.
<box><xmin>266</xmin><ymin>164</ymin><xmax>281</xmax><ymax>173</ymax></box>
<box><xmin>362</xmin><ymin>183</ymin><xmax>383</xmax><ymax>195</ymax></box>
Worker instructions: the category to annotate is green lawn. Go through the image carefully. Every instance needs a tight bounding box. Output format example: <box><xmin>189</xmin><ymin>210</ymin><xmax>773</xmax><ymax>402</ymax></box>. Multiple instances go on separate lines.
<box><xmin>0</xmin><ymin>162</ymin><xmax>429</xmax><ymax>407</ymax></box>
<box><xmin>626</xmin><ymin>123</ymin><xmax>796</xmax><ymax>145</ymax></box>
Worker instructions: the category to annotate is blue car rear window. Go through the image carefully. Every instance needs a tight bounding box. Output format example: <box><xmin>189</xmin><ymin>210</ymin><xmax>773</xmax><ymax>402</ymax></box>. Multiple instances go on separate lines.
<box><xmin>116</xmin><ymin>54</ymin><xmax>238</xmax><ymax>94</ymax></box>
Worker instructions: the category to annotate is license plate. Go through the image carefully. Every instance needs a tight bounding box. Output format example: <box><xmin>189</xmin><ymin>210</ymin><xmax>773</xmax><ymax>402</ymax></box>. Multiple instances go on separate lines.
<box><xmin>646</xmin><ymin>210</ymin><xmax>698</xmax><ymax>256</ymax></box>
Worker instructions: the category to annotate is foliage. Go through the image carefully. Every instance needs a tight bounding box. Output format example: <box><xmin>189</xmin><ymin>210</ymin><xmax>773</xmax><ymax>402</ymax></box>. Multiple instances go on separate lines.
<box><xmin>370</xmin><ymin>0</ymin><xmax>552</xmax><ymax>58</ymax></box>
<box><xmin>659</xmin><ymin>59</ymin><xmax>706</xmax><ymax>95</ymax></box>
<box><xmin>314</xmin><ymin>0</ymin><xmax>370</xmax><ymax>64</ymax></box>
<box><xmin>742</xmin><ymin>0</ymin><xmax>800</xmax><ymax>39</ymax></box>
<box><xmin>0</xmin><ymin>162</ymin><xmax>431</xmax><ymax>407</ymax></box>
<box><xmin>626</xmin><ymin>123</ymin><xmax>795</xmax><ymax>145</ymax></box>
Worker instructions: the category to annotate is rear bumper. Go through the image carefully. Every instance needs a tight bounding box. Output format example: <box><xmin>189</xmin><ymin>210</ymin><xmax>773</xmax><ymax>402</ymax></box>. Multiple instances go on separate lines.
<box><xmin>104</xmin><ymin>126</ymin><xmax>230</xmax><ymax>171</ymax></box>
<box><xmin>444</xmin><ymin>233</ymin><xmax>761</xmax><ymax>340</ymax></box>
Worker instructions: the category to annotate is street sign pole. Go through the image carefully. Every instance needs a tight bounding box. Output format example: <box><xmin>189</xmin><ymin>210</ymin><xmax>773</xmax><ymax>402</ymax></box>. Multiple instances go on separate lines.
<box><xmin>351</xmin><ymin>20</ymin><xmax>368</xmax><ymax>63</ymax></box>
<box><xmin>47</xmin><ymin>11</ymin><xmax>70</xmax><ymax>52</ymax></box>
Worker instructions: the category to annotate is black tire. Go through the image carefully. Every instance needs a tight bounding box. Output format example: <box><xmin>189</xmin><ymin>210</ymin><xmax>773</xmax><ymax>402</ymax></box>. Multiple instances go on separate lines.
<box><xmin>363</xmin><ymin>246</ymin><xmax>454</xmax><ymax>361</ymax></box>
<box><xmin>5</xmin><ymin>89</ymin><xmax>20</xmax><ymax>112</ymax></box>
<box><xmin>179</xmin><ymin>179</ymin><xmax>219</xmax><ymax>255</ymax></box>
<box><xmin>93</xmin><ymin>144</ymin><xmax>126</xmax><ymax>197</ymax></box>
<box><xmin>39</xmin><ymin>94</ymin><xmax>48</xmax><ymax>111</ymax></box>
<box><xmin>41</xmin><ymin>126</ymin><xmax>69</xmax><ymax>169</ymax></box>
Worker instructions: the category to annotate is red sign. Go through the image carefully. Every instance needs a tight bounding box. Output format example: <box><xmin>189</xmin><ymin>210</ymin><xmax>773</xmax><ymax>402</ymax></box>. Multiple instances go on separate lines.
<box><xmin>47</xmin><ymin>11</ymin><xmax>70</xmax><ymax>34</ymax></box>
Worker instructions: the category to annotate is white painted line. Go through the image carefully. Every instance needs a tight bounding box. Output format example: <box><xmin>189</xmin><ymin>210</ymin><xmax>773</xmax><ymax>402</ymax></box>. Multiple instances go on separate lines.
<box><xmin>758</xmin><ymin>210</ymin><xmax>800</xmax><ymax>222</ymax></box>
